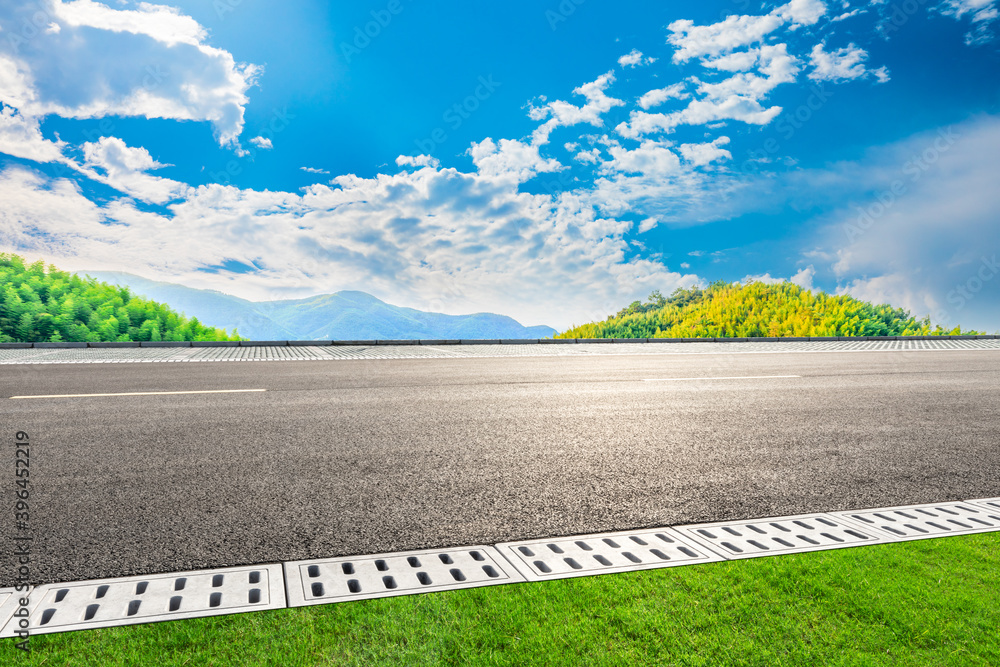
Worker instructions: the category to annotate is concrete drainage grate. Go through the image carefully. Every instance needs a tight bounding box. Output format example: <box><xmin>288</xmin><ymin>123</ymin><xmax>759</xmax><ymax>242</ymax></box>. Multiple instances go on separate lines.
<box><xmin>0</xmin><ymin>589</ymin><xmax>20</xmax><ymax>634</ymax></box>
<box><xmin>672</xmin><ymin>513</ymin><xmax>886</xmax><ymax>559</ymax></box>
<box><xmin>495</xmin><ymin>527</ymin><xmax>723</xmax><ymax>581</ymax></box>
<box><xmin>967</xmin><ymin>497</ymin><xmax>1000</xmax><ymax>513</ymax></box>
<box><xmin>284</xmin><ymin>546</ymin><xmax>525</xmax><ymax>607</ymax></box>
<box><xmin>4</xmin><ymin>497</ymin><xmax>999</xmax><ymax>635</ymax></box>
<box><xmin>0</xmin><ymin>564</ymin><xmax>285</xmax><ymax>636</ymax></box>
<box><xmin>833</xmin><ymin>502</ymin><xmax>1000</xmax><ymax>542</ymax></box>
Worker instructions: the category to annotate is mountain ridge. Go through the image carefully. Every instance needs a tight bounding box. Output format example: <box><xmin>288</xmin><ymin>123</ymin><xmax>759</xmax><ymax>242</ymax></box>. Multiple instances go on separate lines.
<box><xmin>78</xmin><ymin>271</ymin><xmax>557</xmax><ymax>340</ymax></box>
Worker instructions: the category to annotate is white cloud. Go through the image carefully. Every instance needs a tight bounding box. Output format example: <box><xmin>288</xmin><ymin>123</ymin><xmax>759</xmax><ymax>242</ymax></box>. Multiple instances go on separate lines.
<box><xmin>574</xmin><ymin>148</ymin><xmax>602</xmax><ymax>164</ymax></box>
<box><xmin>0</xmin><ymin>1</ymin><xmax>260</xmax><ymax>148</ymax></box>
<box><xmin>774</xmin><ymin>0</ymin><xmax>829</xmax><ymax>27</ymax></box>
<box><xmin>696</xmin><ymin>44</ymin><xmax>801</xmax><ymax>100</ymax></box>
<box><xmin>619</xmin><ymin>43</ymin><xmax>799</xmax><ymax>139</ymax></box>
<box><xmin>618</xmin><ymin>49</ymin><xmax>656</xmax><ymax>68</ymax></box>
<box><xmin>249</xmin><ymin>136</ymin><xmax>273</xmax><ymax>150</ymax></box>
<box><xmin>742</xmin><ymin>272</ymin><xmax>784</xmax><ymax>285</ymax></box>
<box><xmin>638</xmin><ymin>217</ymin><xmax>658</xmax><ymax>233</ymax></box>
<box><xmin>808</xmin><ymin>42</ymin><xmax>888</xmax><ymax>82</ymax></box>
<box><xmin>602</xmin><ymin>140</ymin><xmax>681</xmax><ymax>175</ymax></box>
<box><xmin>529</xmin><ymin>72</ymin><xmax>625</xmax><ymax>145</ymax></box>
<box><xmin>678</xmin><ymin>137</ymin><xmax>732</xmax><ymax>166</ymax></box>
<box><xmin>832</xmin><ymin>8</ymin><xmax>865</xmax><ymax>21</ymax></box>
<box><xmin>83</xmin><ymin>136</ymin><xmax>166</xmax><ymax>173</ymax></box>
<box><xmin>0</xmin><ymin>160</ymin><xmax>700</xmax><ymax>329</ymax></box>
<box><xmin>469</xmin><ymin>138</ymin><xmax>562</xmax><ymax>182</ymax></box>
<box><xmin>700</xmin><ymin>50</ymin><xmax>761</xmax><ymax>72</ymax></box>
<box><xmin>938</xmin><ymin>0</ymin><xmax>999</xmax><ymax>45</ymax></box>
<box><xmin>667</xmin><ymin>14</ymin><xmax>785</xmax><ymax>62</ymax></box>
<box><xmin>788</xmin><ymin>116</ymin><xmax>1000</xmax><ymax>332</ymax></box>
<box><xmin>638</xmin><ymin>84</ymin><xmax>689</xmax><ymax>110</ymax></box>
<box><xmin>396</xmin><ymin>154</ymin><xmax>440</xmax><ymax>169</ymax></box>
<box><xmin>300</xmin><ymin>166</ymin><xmax>330</xmax><ymax>175</ymax></box>
<box><xmin>0</xmin><ymin>104</ymin><xmax>66</xmax><ymax>162</ymax></box>
<box><xmin>790</xmin><ymin>265</ymin><xmax>816</xmax><ymax>290</ymax></box>
<box><xmin>667</xmin><ymin>0</ymin><xmax>826</xmax><ymax>62</ymax></box>
<box><xmin>617</xmin><ymin>96</ymin><xmax>782</xmax><ymax>138</ymax></box>
<box><xmin>79</xmin><ymin>136</ymin><xmax>188</xmax><ymax>204</ymax></box>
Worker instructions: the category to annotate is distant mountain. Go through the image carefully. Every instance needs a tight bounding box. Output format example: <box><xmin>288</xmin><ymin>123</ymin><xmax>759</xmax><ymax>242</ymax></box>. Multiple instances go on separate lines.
<box><xmin>79</xmin><ymin>271</ymin><xmax>557</xmax><ymax>340</ymax></box>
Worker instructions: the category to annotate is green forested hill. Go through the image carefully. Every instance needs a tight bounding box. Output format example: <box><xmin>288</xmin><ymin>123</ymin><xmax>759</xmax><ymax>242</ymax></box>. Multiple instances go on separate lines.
<box><xmin>0</xmin><ymin>254</ymin><xmax>238</xmax><ymax>343</ymax></box>
<box><xmin>558</xmin><ymin>281</ymin><xmax>983</xmax><ymax>339</ymax></box>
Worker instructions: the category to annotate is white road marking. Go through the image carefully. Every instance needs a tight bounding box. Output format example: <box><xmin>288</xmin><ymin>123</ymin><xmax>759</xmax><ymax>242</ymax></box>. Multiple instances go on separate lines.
<box><xmin>9</xmin><ymin>389</ymin><xmax>267</xmax><ymax>399</ymax></box>
<box><xmin>642</xmin><ymin>375</ymin><xmax>801</xmax><ymax>382</ymax></box>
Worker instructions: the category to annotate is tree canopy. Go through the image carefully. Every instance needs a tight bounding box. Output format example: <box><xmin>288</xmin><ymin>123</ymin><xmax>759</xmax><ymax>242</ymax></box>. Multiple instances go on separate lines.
<box><xmin>0</xmin><ymin>254</ymin><xmax>239</xmax><ymax>343</ymax></box>
<box><xmin>558</xmin><ymin>281</ymin><xmax>982</xmax><ymax>339</ymax></box>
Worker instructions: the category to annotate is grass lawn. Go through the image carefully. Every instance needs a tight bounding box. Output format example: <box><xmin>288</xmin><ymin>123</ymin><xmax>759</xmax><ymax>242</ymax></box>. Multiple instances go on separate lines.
<box><xmin>3</xmin><ymin>532</ymin><xmax>998</xmax><ymax>666</ymax></box>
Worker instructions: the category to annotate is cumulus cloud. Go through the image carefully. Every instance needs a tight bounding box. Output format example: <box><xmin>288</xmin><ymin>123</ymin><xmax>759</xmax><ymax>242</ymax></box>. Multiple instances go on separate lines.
<box><xmin>638</xmin><ymin>84</ymin><xmax>689</xmax><ymax>110</ymax></box>
<box><xmin>573</xmin><ymin>147</ymin><xmax>603</xmax><ymax>164</ymax></box>
<box><xmin>0</xmin><ymin>160</ymin><xmax>700</xmax><ymax>329</ymax></box>
<box><xmin>808</xmin><ymin>42</ymin><xmax>889</xmax><ymax>82</ymax></box>
<box><xmin>618</xmin><ymin>43</ymin><xmax>801</xmax><ymax>138</ymax></box>
<box><xmin>791</xmin><ymin>265</ymin><xmax>816</xmax><ymax>290</ymax></box>
<box><xmin>300</xmin><ymin>166</ymin><xmax>330</xmax><ymax>175</ymax></box>
<box><xmin>529</xmin><ymin>72</ymin><xmax>625</xmax><ymax>145</ymax></box>
<box><xmin>678</xmin><ymin>137</ymin><xmax>732</xmax><ymax>166</ymax></box>
<box><xmin>0</xmin><ymin>1</ymin><xmax>260</xmax><ymax>147</ymax></box>
<box><xmin>395</xmin><ymin>154</ymin><xmax>440</xmax><ymax>169</ymax></box>
<box><xmin>469</xmin><ymin>138</ymin><xmax>563</xmax><ymax>182</ymax></box>
<box><xmin>638</xmin><ymin>217</ymin><xmax>659</xmax><ymax>233</ymax></box>
<box><xmin>249</xmin><ymin>136</ymin><xmax>272</xmax><ymax>150</ymax></box>
<box><xmin>78</xmin><ymin>136</ymin><xmax>188</xmax><ymax>204</ymax></box>
<box><xmin>742</xmin><ymin>272</ymin><xmax>784</xmax><ymax>285</ymax></box>
<box><xmin>0</xmin><ymin>104</ymin><xmax>66</xmax><ymax>162</ymax></box>
<box><xmin>667</xmin><ymin>0</ymin><xmax>826</xmax><ymax>62</ymax></box>
<box><xmin>618</xmin><ymin>49</ymin><xmax>657</xmax><ymax>68</ymax></box>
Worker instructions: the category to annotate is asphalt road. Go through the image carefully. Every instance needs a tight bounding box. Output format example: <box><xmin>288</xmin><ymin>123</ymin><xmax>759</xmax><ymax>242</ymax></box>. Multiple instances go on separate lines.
<box><xmin>2</xmin><ymin>349</ymin><xmax>999</xmax><ymax>585</ymax></box>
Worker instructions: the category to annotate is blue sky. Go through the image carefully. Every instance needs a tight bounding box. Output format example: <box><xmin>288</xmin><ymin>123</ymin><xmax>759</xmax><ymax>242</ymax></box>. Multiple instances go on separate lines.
<box><xmin>1</xmin><ymin>0</ymin><xmax>998</xmax><ymax>331</ymax></box>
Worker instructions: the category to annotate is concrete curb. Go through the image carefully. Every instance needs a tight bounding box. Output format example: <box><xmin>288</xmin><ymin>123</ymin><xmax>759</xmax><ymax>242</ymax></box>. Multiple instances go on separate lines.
<box><xmin>1</xmin><ymin>334</ymin><xmax>998</xmax><ymax>350</ymax></box>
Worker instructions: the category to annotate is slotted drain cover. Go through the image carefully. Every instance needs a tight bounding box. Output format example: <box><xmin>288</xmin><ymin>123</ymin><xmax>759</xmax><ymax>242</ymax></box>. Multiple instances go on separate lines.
<box><xmin>496</xmin><ymin>527</ymin><xmax>722</xmax><ymax>581</ymax></box>
<box><xmin>285</xmin><ymin>546</ymin><xmax>524</xmax><ymax>607</ymax></box>
<box><xmin>834</xmin><ymin>502</ymin><xmax>1000</xmax><ymax>541</ymax></box>
<box><xmin>0</xmin><ymin>564</ymin><xmax>284</xmax><ymax>636</ymax></box>
<box><xmin>0</xmin><ymin>589</ymin><xmax>20</xmax><ymax>634</ymax></box>
<box><xmin>967</xmin><ymin>497</ymin><xmax>1000</xmax><ymax>513</ymax></box>
<box><xmin>672</xmin><ymin>513</ymin><xmax>885</xmax><ymax>559</ymax></box>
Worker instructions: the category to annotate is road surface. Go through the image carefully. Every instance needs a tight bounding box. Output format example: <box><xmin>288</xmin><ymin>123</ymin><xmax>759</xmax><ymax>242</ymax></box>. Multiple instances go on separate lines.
<box><xmin>2</xmin><ymin>345</ymin><xmax>998</xmax><ymax>585</ymax></box>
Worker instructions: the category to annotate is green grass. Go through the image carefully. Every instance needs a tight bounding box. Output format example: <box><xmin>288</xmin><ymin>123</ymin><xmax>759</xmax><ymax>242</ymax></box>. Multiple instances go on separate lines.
<box><xmin>4</xmin><ymin>533</ymin><xmax>999</xmax><ymax>666</ymax></box>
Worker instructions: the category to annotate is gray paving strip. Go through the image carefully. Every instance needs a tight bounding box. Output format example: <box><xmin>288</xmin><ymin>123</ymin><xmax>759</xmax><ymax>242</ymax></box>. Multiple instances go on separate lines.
<box><xmin>2</xmin><ymin>498</ymin><xmax>997</xmax><ymax>637</ymax></box>
<box><xmin>1</xmin><ymin>339</ymin><xmax>999</xmax><ymax>365</ymax></box>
